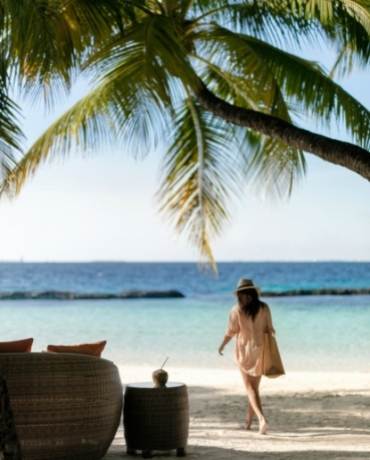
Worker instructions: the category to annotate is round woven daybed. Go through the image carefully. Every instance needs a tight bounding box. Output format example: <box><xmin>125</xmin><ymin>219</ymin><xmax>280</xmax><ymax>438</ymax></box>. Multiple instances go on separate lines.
<box><xmin>0</xmin><ymin>352</ymin><xmax>123</xmax><ymax>460</ymax></box>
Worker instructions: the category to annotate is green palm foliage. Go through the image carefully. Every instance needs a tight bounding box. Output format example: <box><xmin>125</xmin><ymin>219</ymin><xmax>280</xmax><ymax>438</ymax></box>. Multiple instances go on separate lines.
<box><xmin>0</xmin><ymin>56</ymin><xmax>22</xmax><ymax>182</ymax></box>
<box><xmin>0</xmin><ymin>0</ymin><xmax>370</xmax><ymax>267</ymax></box>
<box><xmin>158</xmin><ymin>97</ymin><xmax>242</xmax><ymax>268</ymax></box>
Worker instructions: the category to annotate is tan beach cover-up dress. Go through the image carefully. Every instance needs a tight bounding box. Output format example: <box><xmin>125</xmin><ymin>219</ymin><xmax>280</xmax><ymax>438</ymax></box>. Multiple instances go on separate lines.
<box><xmin>226</xmin><ymin>304</ymin><xmax>275</xmax><ymax>376</ymax></box>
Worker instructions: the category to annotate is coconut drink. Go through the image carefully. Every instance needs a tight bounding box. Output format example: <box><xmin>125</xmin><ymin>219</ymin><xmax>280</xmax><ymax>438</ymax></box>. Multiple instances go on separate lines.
<box><xmin>152</xmin><ymin>357</ymin><xmax>169</xmax><ymax>388</ymax></box>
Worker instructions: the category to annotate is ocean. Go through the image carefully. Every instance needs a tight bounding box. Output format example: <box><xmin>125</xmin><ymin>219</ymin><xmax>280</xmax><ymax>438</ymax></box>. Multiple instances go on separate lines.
<box><xmin>0</xmin><ymin>262</ymin><xmax>369</xmax><ymax>372</ymax></box>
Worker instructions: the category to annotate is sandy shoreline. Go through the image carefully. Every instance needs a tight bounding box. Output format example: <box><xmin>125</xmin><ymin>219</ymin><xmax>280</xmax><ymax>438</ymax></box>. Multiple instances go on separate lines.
<box><xmin>118</xmin><ymin>366</ymin><xmax>370</xmax><ymax>393</ymax></box>
<box><xmin>106</xmin><ymin>367</ymin><xmax>370</xmax><ymax>459</ymax></box>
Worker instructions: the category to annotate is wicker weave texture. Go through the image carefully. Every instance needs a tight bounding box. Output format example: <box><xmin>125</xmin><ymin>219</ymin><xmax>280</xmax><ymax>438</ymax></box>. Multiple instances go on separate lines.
<box><xmin>0</xmin><ymin>352</ymin><xmax>123</xmax><ymax>460</ymax></box>
<box><xmin>124</xmin><ymin>384</ymin><xmax>189</xmax><ymax>451</ymax></box>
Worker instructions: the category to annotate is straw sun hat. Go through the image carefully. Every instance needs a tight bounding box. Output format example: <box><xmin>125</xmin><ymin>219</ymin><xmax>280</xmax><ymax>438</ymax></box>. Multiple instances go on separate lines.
<box><xmin>235</xmin><ymin>278</ymin><xmax>260</xmax><ymax>294</ymax></box>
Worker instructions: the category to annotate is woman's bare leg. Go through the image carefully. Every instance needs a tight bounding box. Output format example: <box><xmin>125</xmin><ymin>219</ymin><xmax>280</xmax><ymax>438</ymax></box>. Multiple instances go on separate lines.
<box><xmin>240</xmin><ymin>372</ymin><xmax>267</xmax><ymax>434</ymax></box>
<box><xmin>245</xmin><ymin>402</ymin><xmax>255</xmax><ymax>430</ymax></box>
<box><xmin>245</xmin><ymin>377</ymin><xmax>262</xmax><ymax>429</ymax></box>
<box><xmin>251</xmin><ymin>375</ymin><xmax>268</xmax><ymax>434</ymax></box>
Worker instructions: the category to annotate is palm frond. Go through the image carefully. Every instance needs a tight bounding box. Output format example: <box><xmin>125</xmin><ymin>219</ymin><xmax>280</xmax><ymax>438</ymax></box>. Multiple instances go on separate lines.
<box><xmin>329</xmin><ymin>43</ymin><xmax>360</xmax><ymax>78</ymax></box>
<box><xmin>0</xmin><ymin>0</ymin><xmax>130</xmax><ymax>106</ymax></box>
<box><xmin>0</xmin><ymin>31</ymin><xmax>172</xmax><ymax>195</ymax></box>
<box><xmin>0</xmin><ymin>53</ymin><xmax>23</xmax><ymax>182</ymax></box>
<box><xmin>87</xmin><ymin>14</ymin><xmax>199</xmax><ymax>93</ymax></box>
<box><xmin>274</xmin><ymin>0</ymin><xmax>370</xmax><ymax>64</ymax></box>
<box><xmin>191</xmin><ymin>0</ymin><xmax>320</xmax><ymax>48</ymax></box>
<box><xmin>243</xmin><ymin>131</ymin><xmax>307</xmax><ymax>199</ymax></box>
<box><xmin>296</xmin><ymin>0</ymin><xmax>370</xmax><ymax>32</ymax></box>
<box><xmin>191</xmin><ymin>0</ymin><xmax>370</xmax><ymax>71</ymax></box>
<box><xmin>194</xmin><ymin>52</ymin><xmax>293</xmax><ymax>120</ymax></box>
<box><xmin>195</xmin><ymin>59</ymin><xmax>305</xmax><ymax>198</ymax></box>
<box><xmin>158</xmin><ymin>97</ymin><xmax>241</xmax><ymax>271</ymax></box>
<box><xmin>202</xmin><ymin>26</ymin><xmax>370</xmax><ymax>149</ymax></box>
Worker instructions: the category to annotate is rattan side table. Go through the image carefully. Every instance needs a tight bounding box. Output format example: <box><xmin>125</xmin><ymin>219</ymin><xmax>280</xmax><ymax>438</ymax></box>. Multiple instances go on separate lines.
<box><xmin>123</xmin><ymin>382</ymin><xmax>189</xmax><ymax>458</ymax></box>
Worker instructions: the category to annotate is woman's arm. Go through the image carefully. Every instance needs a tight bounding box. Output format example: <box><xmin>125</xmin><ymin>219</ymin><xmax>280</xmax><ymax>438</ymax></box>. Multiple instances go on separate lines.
<box><xmin>218</xmin><ymin>335</ymin><xmax>233</xmax><ymax>355</ymax></box>
<box><xmin>219</xmin><ymin>307</ymin><xmax>239</xmax><ymax>355</ymax></box>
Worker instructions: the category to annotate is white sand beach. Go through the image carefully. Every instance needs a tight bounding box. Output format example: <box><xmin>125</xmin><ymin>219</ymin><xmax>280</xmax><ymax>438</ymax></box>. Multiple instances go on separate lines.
<box><xmin>105</xmin><ymin>367</ymin><xmax>370</xmax><ymax>459</ymax></box>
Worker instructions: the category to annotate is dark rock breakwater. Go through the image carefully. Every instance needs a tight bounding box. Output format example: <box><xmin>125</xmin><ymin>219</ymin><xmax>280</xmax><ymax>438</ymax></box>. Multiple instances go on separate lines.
<box><xmin>0</xmin><ymin>290</ymin><xmax>185</xmax><ymax>300</ymax></box>
<box><xmin>0</xmin><ymin>288</ymin><xmax>369</xmax><ymax>300</ymax></box>
<box><xmin>262</xmin><ymin>288</ymin><xmax>370</xmax><ymax>297</ymax></box>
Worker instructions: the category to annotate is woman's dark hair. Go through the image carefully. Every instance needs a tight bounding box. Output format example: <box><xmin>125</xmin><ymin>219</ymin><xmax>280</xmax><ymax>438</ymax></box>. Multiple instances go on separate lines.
<box><xmin>237</xmin><ymin>289</ymin><xmax>262</xmax><ymax>320</ymax></box>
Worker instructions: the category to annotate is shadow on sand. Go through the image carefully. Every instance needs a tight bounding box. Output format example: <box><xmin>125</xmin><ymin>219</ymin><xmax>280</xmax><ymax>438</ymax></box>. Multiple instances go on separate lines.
<box><xmin>189</xmin><ymin>385</ymin><xmax>370</xmax><ymax>437</ymax></box>
<box><xmin>105</xmin><ymin>446</ymin><xmax>370</xmax><ymax>460</ymax></box>
<box><xmin>105</xmin><ymin>385</ymin><xmax>370</xmax><ymax>459</ymax></box>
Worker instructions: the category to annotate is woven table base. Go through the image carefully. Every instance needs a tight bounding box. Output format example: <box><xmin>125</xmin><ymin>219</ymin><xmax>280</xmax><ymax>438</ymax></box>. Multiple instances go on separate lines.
<box><xmin>124</xmin><ymin>383</ymin><xmax>189</xmax><ymax>458</ymax></box>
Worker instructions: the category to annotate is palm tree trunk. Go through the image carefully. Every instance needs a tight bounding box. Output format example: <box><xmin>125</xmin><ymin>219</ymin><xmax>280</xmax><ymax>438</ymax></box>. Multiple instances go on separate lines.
<box><xmin>195</xmin><ymin>83</ymin><xmax>370</xmax><ymax>181</ymax></box>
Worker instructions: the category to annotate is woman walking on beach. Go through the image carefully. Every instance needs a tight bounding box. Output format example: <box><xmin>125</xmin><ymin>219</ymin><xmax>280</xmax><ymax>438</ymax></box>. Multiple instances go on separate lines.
<box><xmin>218</xmin><ymin>279</ymin><xmax>276</xmax><ymax>435</ymax></box>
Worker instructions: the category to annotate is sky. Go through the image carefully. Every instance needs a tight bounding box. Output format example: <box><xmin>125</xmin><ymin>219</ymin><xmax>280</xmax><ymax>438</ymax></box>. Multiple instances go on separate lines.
<box><xmin>0</xmin><ymin>42</ymin><xmax>369</xmax><ymax>262</ymax></box>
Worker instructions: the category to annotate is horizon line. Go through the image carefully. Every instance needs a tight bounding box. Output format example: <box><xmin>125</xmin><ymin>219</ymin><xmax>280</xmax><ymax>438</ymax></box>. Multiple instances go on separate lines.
<box><xmin>0</xmin><ymin>260</ymin><xmax>369</xmax><ymax>264</ymax></box>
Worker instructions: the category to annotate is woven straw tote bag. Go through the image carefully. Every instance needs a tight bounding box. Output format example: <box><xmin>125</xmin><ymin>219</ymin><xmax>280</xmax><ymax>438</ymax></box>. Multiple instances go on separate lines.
<box><xmin>262</xmin><ymin>333</ymin><xmax>285</xmax><ymax>378</ymax></box>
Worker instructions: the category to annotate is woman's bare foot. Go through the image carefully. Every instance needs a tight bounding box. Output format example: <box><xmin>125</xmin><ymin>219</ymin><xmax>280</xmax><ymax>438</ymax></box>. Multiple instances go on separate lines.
<box><xmin>245</xmin><ymin>417</ymin><xmax>252</xmax><ymax>430</ymax></box>
<box><xmin>258</xmin><ymin>417</ymin><xmax>268</xmax><ymax>435</ymax></box>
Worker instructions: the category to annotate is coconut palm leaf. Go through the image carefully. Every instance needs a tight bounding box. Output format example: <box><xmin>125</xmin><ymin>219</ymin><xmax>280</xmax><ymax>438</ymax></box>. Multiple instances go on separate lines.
<box><xmin>0</xmin><ymin>31</ymin><xmax>173</xmax><ymax>194</ymax></box>
<box><xmin>0</xmin><ymin>93</ymin><xmax>22</xmax><ymax>182</ymax></box>
<box><xmin>295</xmin><ymin>0</ymin><xmax>370</xmax><ymax>32</ymax></box>
<box><xmin>312</xmin><ymin>0</ymin><xmax>370</xmax><ymax>67</ymax></box>
<box><xmin>191</xmin><ymin>0</ymin><xmax>319</xmax><ymax>47</ymax></box>
<box><xmin>194</xmin><ymin>47</ymin><xmax>293</xmax><ymax>120</ymax></box>
<box><xmin>1</xmin><ymin>12</ymin><xmax>203</xmax><ymax>194</ymax></box>
<box><xmin>158</xmin><ymin>97</ymin><xmax>241</xmax><ymax>270</ymax></box>
<box><xmin>87</xmin><ymin>14</ymin><xmax>199</xmax><ymax>92</ymax></box>
<box><xmin>200</xmin><ymin>25</ymin><xmax>370</xmax><ymax>149</ymax></box>
<box><xmin>0</xmin><ymin>0</ymin><xmax>129</xmax><ymax>104</ymax></box>
<box><xmin>196</xmin><ymin>60</ymin><xmax>305</xmax><ymax>198</ymax></box>
<box><xmin>243</xmin><ymin>133</ymin><xmax>307</xmax><ymax>198</ymax></box>
<box><xmin>268</xmin><ymin>0</ymin><xmax>370</xmax><ymax>64</ymax></box>
<box><xmin>0</xmin><ymin>53</ymin><xmax>23</xmax><ymax>182</ymax></box>
<box><xmin>192</xmin><ymin>0</ymin><xmax>370</xmax><ymax>68</ymax></box>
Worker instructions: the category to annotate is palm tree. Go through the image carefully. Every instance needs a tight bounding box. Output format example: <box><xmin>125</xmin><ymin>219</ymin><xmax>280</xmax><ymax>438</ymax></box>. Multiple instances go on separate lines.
<box><xmin>1</xmin><ymin>0</ymin><xmax>370</xmax><ymax>267</ymax></box>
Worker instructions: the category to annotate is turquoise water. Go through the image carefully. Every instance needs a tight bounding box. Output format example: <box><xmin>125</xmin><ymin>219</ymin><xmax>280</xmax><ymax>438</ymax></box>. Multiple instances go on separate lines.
<box><xmin>1</xmin><ymin>288</ymin><xmax>369</xmax><ymax>371</ymax></box>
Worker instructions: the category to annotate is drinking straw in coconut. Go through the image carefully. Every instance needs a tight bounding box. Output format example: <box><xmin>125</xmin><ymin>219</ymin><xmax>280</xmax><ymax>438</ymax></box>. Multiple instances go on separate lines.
<box><xmin>160</xmin><ymin>357</ymin><xmax>169</xmax><ymax>369</ymax></box>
